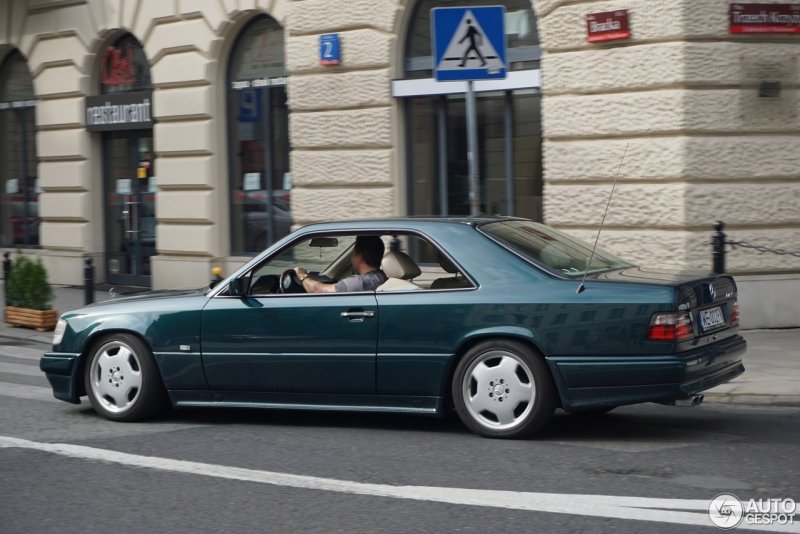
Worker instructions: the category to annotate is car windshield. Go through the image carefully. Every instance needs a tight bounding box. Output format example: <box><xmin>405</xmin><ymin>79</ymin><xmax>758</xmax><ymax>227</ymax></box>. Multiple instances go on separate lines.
<box><xmin>479</xmin><ymin>220</ymin><xmax>634</xmax><ymax>277</ymax></box>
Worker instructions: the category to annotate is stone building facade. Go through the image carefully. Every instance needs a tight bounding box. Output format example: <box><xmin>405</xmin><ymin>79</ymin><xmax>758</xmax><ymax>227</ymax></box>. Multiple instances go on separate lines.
<box><xmin>0</xmin><ymin>0</ymin><xmax>798</xmax><ymax>327</ymax></box>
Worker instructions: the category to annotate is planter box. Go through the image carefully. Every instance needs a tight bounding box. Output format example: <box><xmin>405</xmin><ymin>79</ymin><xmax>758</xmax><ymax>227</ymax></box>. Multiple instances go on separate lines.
<box><xmin>5</xmin><ymin>306</ymin><xmax>58</xmax><ymax>332</ymax></box>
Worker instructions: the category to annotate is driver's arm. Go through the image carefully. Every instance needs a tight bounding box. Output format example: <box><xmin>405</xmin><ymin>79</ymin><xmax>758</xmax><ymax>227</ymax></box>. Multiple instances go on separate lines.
<box><xmin>295</xmin><ymin>267</ymin><xmax>336</xmax><ymax>293</ymax></box>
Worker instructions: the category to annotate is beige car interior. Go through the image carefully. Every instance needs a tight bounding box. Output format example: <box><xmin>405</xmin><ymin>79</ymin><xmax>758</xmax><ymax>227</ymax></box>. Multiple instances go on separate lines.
<box><xmin>376</xmin><ymin>249</ymin><xmax>473</xmax><ymax>292</ymax></box>
<box><xmin>376</xmin><ymin>251</ymin><xmax>423</xmax><ymax>292</ymax></box>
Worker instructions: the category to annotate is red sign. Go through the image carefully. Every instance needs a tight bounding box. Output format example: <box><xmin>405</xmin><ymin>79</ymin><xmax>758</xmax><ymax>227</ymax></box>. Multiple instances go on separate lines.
<box><xmin>100</xmin><ymin>44</ymin><xmax>136</xmax><ymax>86</ymax></box>
<box><xmin>586</xmin><ymin>10</ymin><xmax>631</xmax><ymax>43</ymax></box>
<box><xmin>729</xmin><ymin>3</ymin><xmax>800</xmax><ymax>34</ymax></box>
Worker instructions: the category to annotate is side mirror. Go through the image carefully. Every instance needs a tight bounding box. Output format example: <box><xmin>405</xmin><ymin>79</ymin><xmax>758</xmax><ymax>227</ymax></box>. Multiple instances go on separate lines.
<box><xmin>228</xmin><ymin>277</ymin><xmax>251</xmax><ymax>297</ymax></box>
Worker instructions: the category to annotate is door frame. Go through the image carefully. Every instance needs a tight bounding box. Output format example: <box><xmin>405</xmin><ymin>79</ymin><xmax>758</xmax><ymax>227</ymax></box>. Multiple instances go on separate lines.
<box><xmin>102</xmin><ymin>130</ymin><xmax>154</xmax><ymax>287</ymax></box>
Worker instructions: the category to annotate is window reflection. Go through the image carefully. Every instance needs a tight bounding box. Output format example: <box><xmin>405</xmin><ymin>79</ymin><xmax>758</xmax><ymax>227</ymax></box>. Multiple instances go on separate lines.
<box><xmin>403</xmin><ymin>1</ymin><xmax>543</xmax><ymax>220</ymax></box>
<box><xmin>228</xmin><ymin>17</ymin><xmax>291</xmax><ymax>255</ymax></box>
<box><xmin>0</xmin><ymin>51</ymin><xmax>38</xmax><ymax>246</ymax></box>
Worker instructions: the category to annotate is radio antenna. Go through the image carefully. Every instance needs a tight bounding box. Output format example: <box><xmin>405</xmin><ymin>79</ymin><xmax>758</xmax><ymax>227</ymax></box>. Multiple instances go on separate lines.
<box><xmin>576</xmin><ymin>142</ymin><xmax>629</xmax><ymax>294</ymax></box>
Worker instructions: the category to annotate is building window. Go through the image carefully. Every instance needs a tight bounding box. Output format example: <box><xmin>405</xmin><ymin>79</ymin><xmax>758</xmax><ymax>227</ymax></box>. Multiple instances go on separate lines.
<box><xmin>0</xmin><ymin>51</ymin><xmax>38</xmax><ymax>246</ymax></box>
<box><xmin>99</xmin><ymin>34</ymin><xmax>152</xmax><ymax>95</ymax></box>
<box><xmin>93</xmin><ymin>34</ymin><xmax>157</xmax><ymax>287</ymax></box>
<box><xmin>394</xmin><ymin>0</ymin><xmax>543</xmax><ymax>220</ymax></box>
<box><xmin>227</xmin><ymin>16</ymin><xmax>291</xmax><ymax>255</ymax></box>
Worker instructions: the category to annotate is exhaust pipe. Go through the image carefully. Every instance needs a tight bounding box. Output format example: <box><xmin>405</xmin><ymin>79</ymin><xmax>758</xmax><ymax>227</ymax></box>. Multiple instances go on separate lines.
<box><xmin>662</xmin><ymin>394</ymin><xmax>704</xmax><ymax>408</ymax></box>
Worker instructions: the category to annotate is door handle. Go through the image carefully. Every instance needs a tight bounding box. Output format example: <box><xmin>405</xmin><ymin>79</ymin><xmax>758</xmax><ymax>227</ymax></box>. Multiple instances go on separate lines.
<box><xmin>340</xmin><ymin>310</ymin><xmax>376</xmax><ymax>320</ymax></box>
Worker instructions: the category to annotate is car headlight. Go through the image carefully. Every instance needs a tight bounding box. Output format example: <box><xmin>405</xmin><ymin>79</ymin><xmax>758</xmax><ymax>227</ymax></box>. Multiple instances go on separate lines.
<box><xmin>52</xmin><ymin>319</ymin><xmax>67</xmax><ymax>346</ymax></box>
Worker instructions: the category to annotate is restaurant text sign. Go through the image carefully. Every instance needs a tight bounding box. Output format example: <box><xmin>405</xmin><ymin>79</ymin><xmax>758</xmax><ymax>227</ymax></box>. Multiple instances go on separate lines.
<box><xmin>729</xmin><ymin>3</ymin><xmax>800</xmax><ymax>34</ymax></box>
<box><xmin>586</xmin><ymin>10</ymin><xmax>631</xmax><ymax>43</ymax></box>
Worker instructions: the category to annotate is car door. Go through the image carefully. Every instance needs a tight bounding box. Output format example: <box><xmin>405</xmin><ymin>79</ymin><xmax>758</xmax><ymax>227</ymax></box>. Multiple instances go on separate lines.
<box><xmin>200</xmin><ymin>292</ymin><xmax>378</xmax><ymax>394</ymax></box>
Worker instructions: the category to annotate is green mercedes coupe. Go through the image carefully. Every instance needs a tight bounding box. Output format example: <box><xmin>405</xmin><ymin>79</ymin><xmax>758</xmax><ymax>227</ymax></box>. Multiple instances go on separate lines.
<box><xmin>41</xmin><ymin>218</ymin><xmax>746</xmax><ymax>439</ymax></box>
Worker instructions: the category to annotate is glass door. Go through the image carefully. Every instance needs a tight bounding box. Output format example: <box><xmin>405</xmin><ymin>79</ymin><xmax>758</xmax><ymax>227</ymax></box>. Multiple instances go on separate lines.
<box><xmin>104</xmin><ymin>132</ymin><xmax>156</xmax><ymax>286</ymax></box>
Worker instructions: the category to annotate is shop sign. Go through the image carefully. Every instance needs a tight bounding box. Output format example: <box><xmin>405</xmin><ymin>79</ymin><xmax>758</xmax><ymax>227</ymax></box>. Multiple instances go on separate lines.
<box><xmin>0</xmin><ymin>99</ymin><xmax>36</xmax><ymax>110</ymax></box>
<box><xmin>230</xmin><ymin>76</ymin><xmax>287</xmax><ymax>90</ymax></box>
<box><xmin>85</xmin><ymin>90</ymin><xmax>153</xmax><ymax>131</ymax></box>
<box><xmin>100</xmin><ymin>44</ymin><xmax>137</xmax><ymax>86</ymax></box>
<box><xmin>586</xmin><ymin>10</ymin><xmax>631</xmax><ymax>43</ymax></box>
<box><xmin>729</xmin><ymin>3</ymin><xmax>800</xmax><ymax>34</ymax></box>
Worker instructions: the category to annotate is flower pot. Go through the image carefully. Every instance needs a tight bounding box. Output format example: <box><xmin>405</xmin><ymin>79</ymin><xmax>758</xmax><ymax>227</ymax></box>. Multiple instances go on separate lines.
<box><xmin>5</xmin><ymin>306</ymin><xmax>59</xmax><ymax>332</ymax></box>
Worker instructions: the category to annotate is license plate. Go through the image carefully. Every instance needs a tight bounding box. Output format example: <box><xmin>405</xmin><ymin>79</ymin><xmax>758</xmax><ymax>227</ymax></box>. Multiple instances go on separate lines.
<box><xmin>699</xmin><ymin>306</ymin><xmax>725</xmax><ymax>331</ymax></box>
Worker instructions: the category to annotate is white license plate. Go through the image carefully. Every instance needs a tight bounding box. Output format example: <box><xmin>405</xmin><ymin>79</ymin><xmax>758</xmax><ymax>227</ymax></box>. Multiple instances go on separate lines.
<box><xmin>699</xmin><ymin>306</ymin><xmax>725</xmax><ymax>331</ymax></box>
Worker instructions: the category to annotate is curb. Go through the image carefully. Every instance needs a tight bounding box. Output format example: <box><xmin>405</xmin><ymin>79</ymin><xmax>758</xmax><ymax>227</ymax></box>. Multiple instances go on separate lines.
<box><xmin>703</xmin><ymin>392</ymin><xmax>800</xmax><ymax>409</ymax></box>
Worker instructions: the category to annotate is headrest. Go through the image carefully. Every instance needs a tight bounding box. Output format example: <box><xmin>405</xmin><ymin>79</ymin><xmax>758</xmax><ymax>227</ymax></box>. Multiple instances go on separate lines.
<box><xmin>381</xmin><ymin>251</ymin><xmax>421</xmax><ymax>280</ymax></box>
<box><xmin>438</xmin><ymin>252</ymin><xmax>459</xmax><ymax>274</ymax></box>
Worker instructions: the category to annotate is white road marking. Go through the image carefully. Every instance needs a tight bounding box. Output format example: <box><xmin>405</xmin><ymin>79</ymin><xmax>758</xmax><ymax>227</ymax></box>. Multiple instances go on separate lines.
<box><xmin>0</xmin><ymin>436</ymin><xmax>796</xmax><ymax>532</ymax></box>
<box><xmin>0</xmin><ymin>361</ymin><xmax>42</xmax><ymax>377</ymax></box>
<box><xmin>0</xmin><ymin>382</ymin><xmax>58</xmax><ymax>403</ymax></box>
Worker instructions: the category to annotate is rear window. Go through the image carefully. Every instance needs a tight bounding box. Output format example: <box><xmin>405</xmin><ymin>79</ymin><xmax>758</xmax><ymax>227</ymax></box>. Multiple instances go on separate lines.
<box><xmin>479</xmin><ymin>220</ymin><xmax>634</xmax><ymax>278</ymax></box>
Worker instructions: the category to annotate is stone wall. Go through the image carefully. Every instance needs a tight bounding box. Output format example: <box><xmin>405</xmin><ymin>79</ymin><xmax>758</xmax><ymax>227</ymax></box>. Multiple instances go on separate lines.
<box><xmin>533</xmin><ymin>0</ymin><xmax>800</xmax><ymax>274</ymax></box>
<box><xmin>2</xmin><ymin>0</ymin><xmax>798</xmax><ymax>298</ymax></box>
<box><xmin>286</xmin><ymin>0</ymin><xmax>401</xmax><ymax>225</ymax></box>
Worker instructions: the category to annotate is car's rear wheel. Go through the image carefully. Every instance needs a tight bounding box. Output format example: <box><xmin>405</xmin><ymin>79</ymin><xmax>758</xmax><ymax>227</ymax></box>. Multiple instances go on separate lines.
<box><xmin>452</xmin><ymin>340</ymin><xmax>557</xmax><ymax>439</ymax></box>
<box><xmin>84</xmin><ymin>333</ymin><xmax>167</xmax><ymax>422</ymax></box>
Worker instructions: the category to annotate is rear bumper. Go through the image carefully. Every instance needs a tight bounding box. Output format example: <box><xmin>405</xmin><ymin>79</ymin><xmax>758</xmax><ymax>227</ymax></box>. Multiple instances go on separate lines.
<box><xmin>548</xmin><ymin>335</ymin><xmax>747</xmax><ymax>411</ymax></box>
<box><xmin>40</xmin><ymin>352</ymin><xmax>82</xmax><ymax>404</ymax></box>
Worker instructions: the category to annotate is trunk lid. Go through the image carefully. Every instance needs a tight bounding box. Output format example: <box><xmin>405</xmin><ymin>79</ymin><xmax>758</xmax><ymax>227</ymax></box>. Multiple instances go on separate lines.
<box><xmin>591</xmin><ymin>267</ymin><xmax>740</xmax><ymax>347</ymax></box>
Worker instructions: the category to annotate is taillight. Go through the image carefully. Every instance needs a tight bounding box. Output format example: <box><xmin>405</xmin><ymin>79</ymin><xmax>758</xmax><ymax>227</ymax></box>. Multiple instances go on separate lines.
<box><xmin>647</xmin><ymin>310</ymin><xmax>694</xmax><ymax>342</ymax></box>
<box><xmin>730</xmin><ymin>298</ymin><xmax>740</xmax><ymax>327</ymax></box>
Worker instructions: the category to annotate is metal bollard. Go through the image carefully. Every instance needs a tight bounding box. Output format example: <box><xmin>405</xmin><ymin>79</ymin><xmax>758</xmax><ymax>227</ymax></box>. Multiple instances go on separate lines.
<box><xmin>84</xmin><ymin>256</ymin><xmax>95</xmax><ymax>305</ymax></box>
<box><xmin>711</xmin><ymin>220</ymin><xmax>726</xmax><ymax>274</ymax></box>
<box><xmin>3</xmin><ymin>252</ymin><xmax>11</xmax><ymax>306</ymax></box>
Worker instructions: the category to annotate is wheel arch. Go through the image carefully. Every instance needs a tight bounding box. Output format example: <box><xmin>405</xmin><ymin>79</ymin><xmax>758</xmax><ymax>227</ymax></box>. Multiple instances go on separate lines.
<box><xmin>443</xmin><ymin>328</ymin><xmax>565</xmax><ymax>409</ymax></box>
<box><xmin>75</xmin><ymin>328</ymin><xmax>160</xmax><ymax>398</ymax></box>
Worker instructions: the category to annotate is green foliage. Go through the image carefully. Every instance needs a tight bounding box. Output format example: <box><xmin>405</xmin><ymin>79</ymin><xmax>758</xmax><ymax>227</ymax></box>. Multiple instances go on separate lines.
<box><xmin>6</xmin><ymin>253</ymin><xmax>53</xmax><ymax>310</ymax></box>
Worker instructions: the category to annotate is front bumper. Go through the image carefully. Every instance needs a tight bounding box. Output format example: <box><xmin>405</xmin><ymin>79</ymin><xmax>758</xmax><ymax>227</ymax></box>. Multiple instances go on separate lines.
<box><xmin>548</xmin><ymin>335</ymin><xmax>747</xmax><ymax>411</ymax></box>
<box><xmin>40</xmin><ymin>352</ymin><xmax>82</xmax><ymax>404</ymax></box>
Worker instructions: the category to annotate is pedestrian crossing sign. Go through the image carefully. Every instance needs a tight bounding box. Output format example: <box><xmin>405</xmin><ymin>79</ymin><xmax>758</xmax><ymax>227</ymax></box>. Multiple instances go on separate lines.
<box><xmin>432</xmin><ymin>6</ymin><xmax>507</xmax><ymax>81</ymax></box>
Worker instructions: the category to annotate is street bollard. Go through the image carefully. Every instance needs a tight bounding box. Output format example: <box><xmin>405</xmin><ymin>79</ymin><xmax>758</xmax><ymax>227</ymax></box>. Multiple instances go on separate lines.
<box><xmin>84</xmin><ymin>256</ymin><xmax>95</xmax><ymax>305</ymax></box>
<box><xmin>2</xmin><ymin>252</ymin><xmax>10</xmax><ymax>306</ymax></box>
<box><xmin>711</xmin><ymin>220</ymin><xmax>726</xmax><ymax>275</ymax></box>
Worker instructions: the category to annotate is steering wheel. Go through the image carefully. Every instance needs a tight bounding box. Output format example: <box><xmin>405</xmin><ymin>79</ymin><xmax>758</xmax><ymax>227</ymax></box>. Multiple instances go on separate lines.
<box><xmin>279</xmin><ymin>269</ymin><xmax>305</xmax><ymax>294</ymax></box>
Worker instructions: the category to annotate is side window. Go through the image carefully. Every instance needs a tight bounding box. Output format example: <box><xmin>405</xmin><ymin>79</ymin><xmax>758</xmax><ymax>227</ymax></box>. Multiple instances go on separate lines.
<box><xmin>388</xmin><ymin>235</ymin><xmax>474</xmax><ymax>290</ymax></box>
<box><xmin>248</xmin><ymin>235</ymin><xmax>355</xmax><ymax>295</ymax></box>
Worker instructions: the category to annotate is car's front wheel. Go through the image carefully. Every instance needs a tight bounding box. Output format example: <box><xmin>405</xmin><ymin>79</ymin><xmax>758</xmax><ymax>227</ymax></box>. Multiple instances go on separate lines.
<box><xmin>84</xmin><ymin>333</ymin><xmax>167</xmax><ymax>422</ymax></box>
<box><xmin>452</xmin><ymin>340</ymin><xmax>557</xmax><ymax>439</ymax></box>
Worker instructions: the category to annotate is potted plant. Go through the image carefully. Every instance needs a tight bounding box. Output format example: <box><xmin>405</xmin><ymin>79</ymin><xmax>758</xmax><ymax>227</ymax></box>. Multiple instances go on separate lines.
<box><xmin>5</xmin><ymin>254</ymin><xmax>57</xmax><ymax>331</ymax></box>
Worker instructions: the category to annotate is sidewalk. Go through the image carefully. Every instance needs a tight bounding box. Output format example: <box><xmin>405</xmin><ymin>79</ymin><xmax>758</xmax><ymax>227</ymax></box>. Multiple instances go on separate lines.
<box><xmin>1</xmin><ymin>285</ymin><xmax>798</xmax><ymax>407</ymax></box>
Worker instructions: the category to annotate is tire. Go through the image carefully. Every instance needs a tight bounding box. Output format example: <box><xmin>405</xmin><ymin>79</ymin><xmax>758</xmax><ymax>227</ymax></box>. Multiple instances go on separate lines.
<box><xmin>451</xmin><ymin>340</ymin><xmax>557</xmax><ymax>439</ymax></box>
<box><xmin>83</xmin><ymin>333</ymin><xmax>167</xmax><ymax>422</ymax></box>
<box><xmin>567</xmin><ymin>406</ymin><xmax>616</xmax><ymax>416</ymax></box>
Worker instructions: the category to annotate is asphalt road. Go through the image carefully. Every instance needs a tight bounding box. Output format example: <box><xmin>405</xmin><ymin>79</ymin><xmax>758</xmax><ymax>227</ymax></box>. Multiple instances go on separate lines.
<box><xmin>1</xmin><ymin>337</ymin><xmax>798</xmax><ymax>534</ymax></box>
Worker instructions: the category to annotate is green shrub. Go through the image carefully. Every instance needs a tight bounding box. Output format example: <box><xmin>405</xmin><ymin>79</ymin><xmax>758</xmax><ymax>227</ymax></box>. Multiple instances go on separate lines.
<box><xmin>6</xmin><ymin>254</ymin><xmax>53</xmax><ymax>310</ymax></box>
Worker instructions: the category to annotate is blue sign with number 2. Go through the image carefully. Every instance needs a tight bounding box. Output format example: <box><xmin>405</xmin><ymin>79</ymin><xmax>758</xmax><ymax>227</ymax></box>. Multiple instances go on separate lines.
<box><xmin>320</xmin><ymin>34</ymin><xmax>341</xmax><ymax>66</ymax></box>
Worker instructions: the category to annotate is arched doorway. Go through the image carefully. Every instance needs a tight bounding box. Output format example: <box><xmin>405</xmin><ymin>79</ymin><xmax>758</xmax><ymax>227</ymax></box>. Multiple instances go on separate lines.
<box><xmin>86</xmin><ymin>34</ymin><xmax>155</xmax><ymax>286</ymax></box>
<box><xmin>226</xmin><ymin>16</ymin><xmax>290</xmax><ymax>255</ymax></box>
<box><xmin>0</xmin><ymin>50</ymin><xmax>39</xmax><ymax>246</ymax></box>
<box><xmin>394</xmin><ymin>0</ymin><xmax>542</xmax><ymax>219</ymax></box>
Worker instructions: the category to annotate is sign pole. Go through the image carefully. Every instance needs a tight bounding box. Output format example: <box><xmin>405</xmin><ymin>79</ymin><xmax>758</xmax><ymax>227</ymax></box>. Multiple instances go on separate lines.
<box><xmin>431</xmin><ymin>5</ymin><xmax>507</xmax><ymax>218</ymax></box>
<box><xmin>465</xmin><ymin>80</ymin><xmax>480</xmax><ymax>216</ymax></box>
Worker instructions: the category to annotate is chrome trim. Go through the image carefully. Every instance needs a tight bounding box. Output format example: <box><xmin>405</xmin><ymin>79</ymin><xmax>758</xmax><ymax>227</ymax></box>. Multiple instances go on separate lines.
<box><xmin>173</xmin><ymin>400</ymin><xmax>438</xmax><ymax>415</ymax></box>
<box><xmin>341</xmin><ymin>310</ymin><xmax>376</xmax><ymax>319</ymax></box>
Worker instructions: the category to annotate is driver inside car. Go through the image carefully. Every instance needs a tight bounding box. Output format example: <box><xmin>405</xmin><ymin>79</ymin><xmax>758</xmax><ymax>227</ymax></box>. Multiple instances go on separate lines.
<box><xmin>294</xmin><ymin>236</ymin><xmax>388</xmax><ymax>293</ymax></box>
